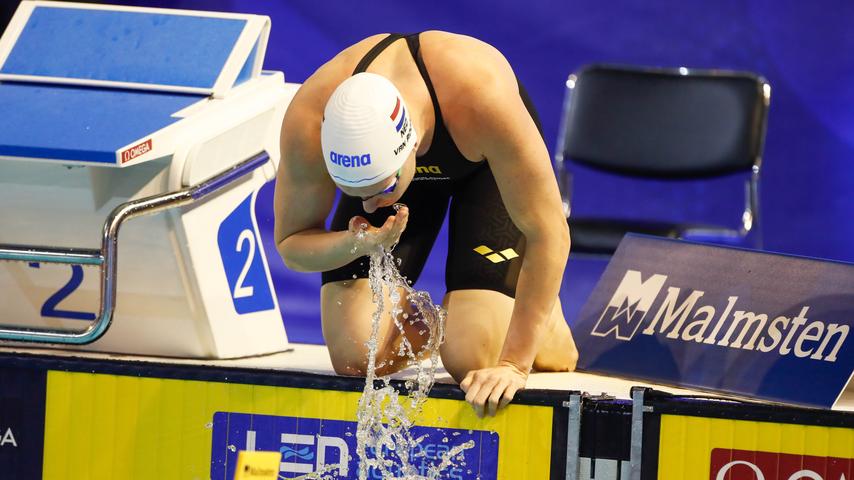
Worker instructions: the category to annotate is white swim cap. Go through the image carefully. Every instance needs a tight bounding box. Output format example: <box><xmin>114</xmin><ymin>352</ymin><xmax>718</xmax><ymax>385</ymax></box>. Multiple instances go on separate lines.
<box><xmin>321</xmin><ymin>72</ymin><xmax>417</xmax><ymax>187</ymax></box>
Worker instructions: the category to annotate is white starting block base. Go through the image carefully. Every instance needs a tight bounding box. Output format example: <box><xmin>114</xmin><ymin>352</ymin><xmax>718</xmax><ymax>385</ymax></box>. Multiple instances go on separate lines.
<box><xmin>0</xmin><ymin>2</ymin><xmax>300</xmax><ymax>358</ymax></box>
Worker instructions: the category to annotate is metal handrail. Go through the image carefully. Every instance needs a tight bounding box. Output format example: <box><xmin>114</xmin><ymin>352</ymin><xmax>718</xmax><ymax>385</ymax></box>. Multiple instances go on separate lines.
<box><xmin>0</xmin><ymin>151</ymin><xmax>271</xmax><ymax>344</ymax></box>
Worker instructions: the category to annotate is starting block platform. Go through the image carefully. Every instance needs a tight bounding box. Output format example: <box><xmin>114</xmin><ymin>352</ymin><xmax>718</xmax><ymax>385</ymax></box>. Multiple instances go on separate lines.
<box><xmin>0</xmin><ymin>1</ymin><xmax>296</xmax><ymax>357</ymax></box>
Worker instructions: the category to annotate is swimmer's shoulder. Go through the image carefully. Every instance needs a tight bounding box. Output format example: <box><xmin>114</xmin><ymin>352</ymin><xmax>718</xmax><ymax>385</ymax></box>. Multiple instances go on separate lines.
<box><xmin>419</xmin><ymin>31</ymin><xmax>513</xmax><ymax>90</ymax></box>
<box><xmin>418</xmin><ymin>32</ymin><xmax>519</xmax><ymax>159</ymax></box>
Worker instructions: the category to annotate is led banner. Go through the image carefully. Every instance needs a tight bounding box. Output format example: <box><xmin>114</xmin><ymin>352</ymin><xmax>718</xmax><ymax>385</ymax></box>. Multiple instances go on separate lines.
<box><xmin>210</xmin><ymin>412</ymin><xmax>499</xmax><ymax>479</ymax></box>
<box><xmin>574</xmin><ymin>234</ymin><xmax>854</xmax><ymax>408</ymax></box>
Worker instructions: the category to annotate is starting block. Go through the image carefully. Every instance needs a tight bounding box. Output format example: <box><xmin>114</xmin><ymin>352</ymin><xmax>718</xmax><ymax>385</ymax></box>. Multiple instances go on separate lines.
<box><xmin>0</xmin><ymin>1</ymin><xmax>298</xmax><ymax>358</ymax></box>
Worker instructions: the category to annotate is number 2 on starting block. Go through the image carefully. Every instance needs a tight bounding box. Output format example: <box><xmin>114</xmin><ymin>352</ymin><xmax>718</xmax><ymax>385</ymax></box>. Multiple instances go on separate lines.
<box><xmin>217</xmin><ymin>192</ymin><xmax>275</xmax><ymax>315</ymax></box>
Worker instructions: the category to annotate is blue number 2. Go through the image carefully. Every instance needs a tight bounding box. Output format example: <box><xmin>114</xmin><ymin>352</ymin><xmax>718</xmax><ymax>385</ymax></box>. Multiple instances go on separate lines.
<box><xmin>28</xmin><ymin>263</ymin><xmax>96</xmax><ymax>321</ymax></box>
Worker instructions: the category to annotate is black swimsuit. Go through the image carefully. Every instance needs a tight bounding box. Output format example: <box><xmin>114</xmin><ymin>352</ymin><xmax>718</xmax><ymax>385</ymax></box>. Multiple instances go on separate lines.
<box><xmin>321</xmin><ymin>33</ymin><xmax>545</xmax><ymax>298</ymax></box>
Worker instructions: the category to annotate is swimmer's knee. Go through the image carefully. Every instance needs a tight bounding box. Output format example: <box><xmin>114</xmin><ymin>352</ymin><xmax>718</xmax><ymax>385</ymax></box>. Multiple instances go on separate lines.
<box><xmin>327</xmin><ymin>344</ymin><xmax>411</xmax><ymax>377</ymax></box>
<box><xmin>533</xmin><ymin>345</ymin><xmax>578</xmax><ymax>372</ymax></box>
<box><xmin>326</xmin><ymin>343</ymin><xmax>370</xmax><ymax>376</ymax></box>
<box><xmin>440</xmin><ymin>346</ymin><xmax>491</xmax><ymax>384</ymax></box>
<box><xmin>326</xmin><ymin>337</ymin><xmax>368</xmax><ymax>377</ymax></box>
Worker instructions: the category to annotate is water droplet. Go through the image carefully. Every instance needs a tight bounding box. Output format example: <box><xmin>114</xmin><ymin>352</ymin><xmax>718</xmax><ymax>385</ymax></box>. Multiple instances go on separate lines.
<box><xmin>228</xmin><ymin>445</ymin><xmax>236</xmax><ymax>452</ymax></box>
<box><xmin>352</xmin><ymin>238</ymin><xmax>468</xmax><ymax>479</ymax></box>
<box><xmin>204</xmin><ymin>422</ymin><xmax>213</xmax><ymax>429</ymax></box>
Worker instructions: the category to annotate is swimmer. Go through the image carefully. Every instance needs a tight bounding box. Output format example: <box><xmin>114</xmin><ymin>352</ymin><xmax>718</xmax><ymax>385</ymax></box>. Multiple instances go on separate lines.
<box><xmin>274</xmin><ymin>31</ymin><xmax>578</xmax><ymax>417</ymax></box>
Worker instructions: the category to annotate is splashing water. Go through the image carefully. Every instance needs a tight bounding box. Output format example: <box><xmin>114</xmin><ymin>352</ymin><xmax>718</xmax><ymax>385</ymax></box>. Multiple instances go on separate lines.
<box><xmin>337</xmin><ymin>209</ymin><xmax>474</xmax><ymax>479</ymax></box>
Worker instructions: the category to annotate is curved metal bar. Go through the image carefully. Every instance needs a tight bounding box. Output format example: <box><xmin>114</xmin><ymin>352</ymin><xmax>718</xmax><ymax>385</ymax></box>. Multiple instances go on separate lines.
<box><xmin>0</xmin><ymin>151</ymin><xmax>270</xmax><ymax>344</ymax></box>
<box><xmin>0</xmin><ymin>246</ymin><xmax>102</xmax><ymax>265</ymax></box>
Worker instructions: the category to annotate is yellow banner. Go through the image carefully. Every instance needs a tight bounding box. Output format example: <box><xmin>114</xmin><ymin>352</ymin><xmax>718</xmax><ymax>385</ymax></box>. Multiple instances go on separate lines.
<box><xmin>41</xmin><ymin>370</ymin><xmax>553</xmax><ymax>479</ymax></box>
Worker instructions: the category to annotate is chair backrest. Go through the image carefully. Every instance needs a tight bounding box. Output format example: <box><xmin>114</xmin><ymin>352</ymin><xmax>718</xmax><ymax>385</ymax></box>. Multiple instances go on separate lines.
<box><xmin>560</xmin><ymin>65</ymin><xmax>770</xmax><ymax>178</ymax></box>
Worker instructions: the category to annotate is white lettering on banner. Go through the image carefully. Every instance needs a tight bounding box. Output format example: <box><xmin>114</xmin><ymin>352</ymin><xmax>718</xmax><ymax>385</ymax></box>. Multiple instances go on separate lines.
<box><xmin>592</xmin><ymin>270</ymin><xmax>849</xmax><ymax>362</ymax></box>
<box><xmin>0</xmin><ymin>427</ymin><xmax>17</xmax><ymax>447</ymax></box>
<box><xmin>715</xmin><ymin>460</ymin><xmax>841</xmax><ymax>480</ymax></box>
<box><xmin>120</xmin><ymin>139</ymin><xmax>152</xmax><ymax>163</ymax></box>
<box><xmin>261</xmin><ymin>431</ymin><xmax>350</xmax><ymax>476</ymax></box>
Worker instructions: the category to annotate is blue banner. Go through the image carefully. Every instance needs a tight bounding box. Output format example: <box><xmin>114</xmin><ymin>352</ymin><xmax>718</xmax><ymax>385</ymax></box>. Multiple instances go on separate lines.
<box><xmin>210</xmin><ymin>411</ymin><xmax>499</xmax><ymax>479</ymax></box>
<box><xmin>0</xmin><ymin>367</ymin><xmax>46</xmax><ymax>479</ymax></box>
<box><xmin>574</xmin><ymin>234</ymin><xmax>854</xmax><ymax>408</ymax></box>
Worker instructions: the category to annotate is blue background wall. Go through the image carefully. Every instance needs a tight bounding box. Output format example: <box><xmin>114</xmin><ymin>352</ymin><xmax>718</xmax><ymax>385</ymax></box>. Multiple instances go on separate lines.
<box><xmin>142</xmin><ymin>0</ymin><xmax>854</xmax><ymax>344</ymax></box>
<box><xmin>106</xmin><ymin>0</ymin><xmax>852</xmax><ymax>257</ymax></box>
<box><xmin>4</xmin><ymin>1</ymin><xmax>850</xmax><ymax>343</ymax></box>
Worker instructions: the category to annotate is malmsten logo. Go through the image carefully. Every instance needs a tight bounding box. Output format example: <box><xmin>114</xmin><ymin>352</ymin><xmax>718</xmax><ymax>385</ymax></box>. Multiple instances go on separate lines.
<box><xmin>591</xmin><ymin>270</ymin><xmax>848</xmax><ymax>362</ymax></box>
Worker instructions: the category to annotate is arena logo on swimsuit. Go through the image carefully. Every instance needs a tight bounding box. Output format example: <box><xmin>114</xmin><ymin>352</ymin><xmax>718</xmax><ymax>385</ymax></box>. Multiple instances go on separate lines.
<box><xmin>329</xmin><ymin>151</ymin><xmax>371</xmax><ymax>168</ymax></box>
<box><xmin>590</xmin><ymin>269</ymin><xmax>849</xmax><ymax>362</ymax></box>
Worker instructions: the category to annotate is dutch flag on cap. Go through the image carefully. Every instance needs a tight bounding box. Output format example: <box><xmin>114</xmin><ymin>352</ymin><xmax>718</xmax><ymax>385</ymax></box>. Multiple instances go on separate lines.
<box><xmin>390</xmin><ymin>97</ymin><xmax>406</xmax><ymax>132</ymax></box>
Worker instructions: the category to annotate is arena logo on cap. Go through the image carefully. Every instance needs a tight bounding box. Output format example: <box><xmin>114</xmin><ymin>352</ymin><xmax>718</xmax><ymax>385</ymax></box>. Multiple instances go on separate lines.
<box><xmin>329</xmin><ymin>151</ymin><xmax>371</xmax><ymax>168</ymax></box>
<box><xmin>710</xmin><ymin>448</ymin><xmax>852</xmax><ymax>480</ymax></box>
<box><xmin>591</xmin><ymin>269</ymin><xmax>848</xmax><ymax>362</ymax></box>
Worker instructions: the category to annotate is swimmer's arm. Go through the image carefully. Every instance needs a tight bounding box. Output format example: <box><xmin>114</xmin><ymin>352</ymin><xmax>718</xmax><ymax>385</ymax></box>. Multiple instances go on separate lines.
<box><xmin>461</xmin><ymin>56</ymin><xmax>570</xmax><ymax>374</ymax></box>
<box><xmin>273</xmin><ymin>102</ymin><xmax>353</xmax><ymax>273</ymax></box>
<box><xmin>273</xmin><ymin>104</ymin><xmax>407</xmax><ymax>272</ymax></box>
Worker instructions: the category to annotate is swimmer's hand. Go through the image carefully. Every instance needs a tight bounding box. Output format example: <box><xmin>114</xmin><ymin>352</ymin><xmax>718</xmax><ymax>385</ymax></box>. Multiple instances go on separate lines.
<box><xmin>348</xmin><ymin>205</ymin><xmax>409</xmax><ymax>251</ymax></box>
<box><xmin>460</xmin><ymin>362</ymin><xmax>528</xmax><ymax>418</ymax></box>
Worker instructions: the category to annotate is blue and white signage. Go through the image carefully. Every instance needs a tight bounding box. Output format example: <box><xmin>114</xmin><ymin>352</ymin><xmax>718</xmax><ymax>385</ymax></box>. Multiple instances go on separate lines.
<box><xmin>209</xmin><ymin>412</ymin><xmax>499</xmax><ymax>479</ymax></box>
<box><xmin>574</xmin><ymin>234</ymin><xmax>854</xmax><ymax>408</ymax></box>
<box><xmin>217</xmin><ymin>192</ymin><xmax>276</xmax><ymax>315</ymax></box>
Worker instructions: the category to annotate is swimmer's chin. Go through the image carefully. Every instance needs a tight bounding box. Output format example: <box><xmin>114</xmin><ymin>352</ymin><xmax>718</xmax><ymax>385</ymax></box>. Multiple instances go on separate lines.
<box><xmin>363</xmin><ymin>200</ymin><xmax>395</xmax><ymax>213</ymax></box>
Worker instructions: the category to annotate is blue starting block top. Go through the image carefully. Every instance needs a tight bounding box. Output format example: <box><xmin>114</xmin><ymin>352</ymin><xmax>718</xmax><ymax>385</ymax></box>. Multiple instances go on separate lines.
<box><xmin>0</xmin><ymin>82</ymin><xmax>201</xmax><ymax>164</ymax></box>
<box><xmin>0</xmin><ymin>2</ymin><xmax>272</xmax><ymax>166</ymax></box>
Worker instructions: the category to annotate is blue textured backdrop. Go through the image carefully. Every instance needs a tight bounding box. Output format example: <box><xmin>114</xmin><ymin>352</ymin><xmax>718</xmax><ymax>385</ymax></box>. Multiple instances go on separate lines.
<box><xmin>8</xmin><ymin>0</ymin><xmax>849</xmax><ymax>344</ymax></box>
<box><xmin>110</xmin><ymin>0</ymin><xmax>853</xmax><ymax>258</ymax></box>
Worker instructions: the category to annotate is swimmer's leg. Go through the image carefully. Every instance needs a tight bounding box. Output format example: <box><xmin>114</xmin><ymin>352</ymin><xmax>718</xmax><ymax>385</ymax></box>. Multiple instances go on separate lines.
<box><xmin>321</xmin><ymin>279</ymin><xmax>430</xmax><ymax>376</ymax></box>
<box><xmin>439</xmin><ymin>289</ymin><xmax>578</xmax><ymax>383</ymax></box>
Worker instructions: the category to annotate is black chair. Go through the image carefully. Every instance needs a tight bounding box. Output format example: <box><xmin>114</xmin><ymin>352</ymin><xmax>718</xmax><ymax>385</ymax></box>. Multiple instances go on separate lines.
<box><xmin>554</xmin><ymin>64</ymin><xmax>771</xmax><ymax>255</ymax></box>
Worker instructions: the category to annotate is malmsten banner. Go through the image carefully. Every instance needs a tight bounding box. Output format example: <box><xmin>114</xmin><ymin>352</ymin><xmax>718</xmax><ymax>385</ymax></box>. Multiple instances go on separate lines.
<box><xmin>574</xmin><ymin>234</ymin><xmax>854</xmax><ymax>408</ymax></box>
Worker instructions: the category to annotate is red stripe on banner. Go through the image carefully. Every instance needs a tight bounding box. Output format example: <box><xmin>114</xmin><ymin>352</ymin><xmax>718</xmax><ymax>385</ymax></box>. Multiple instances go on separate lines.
<box><xmin>390</xmin><ymin>97</ymin><xmax>401</xmax><ymax>120</ymax></box>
